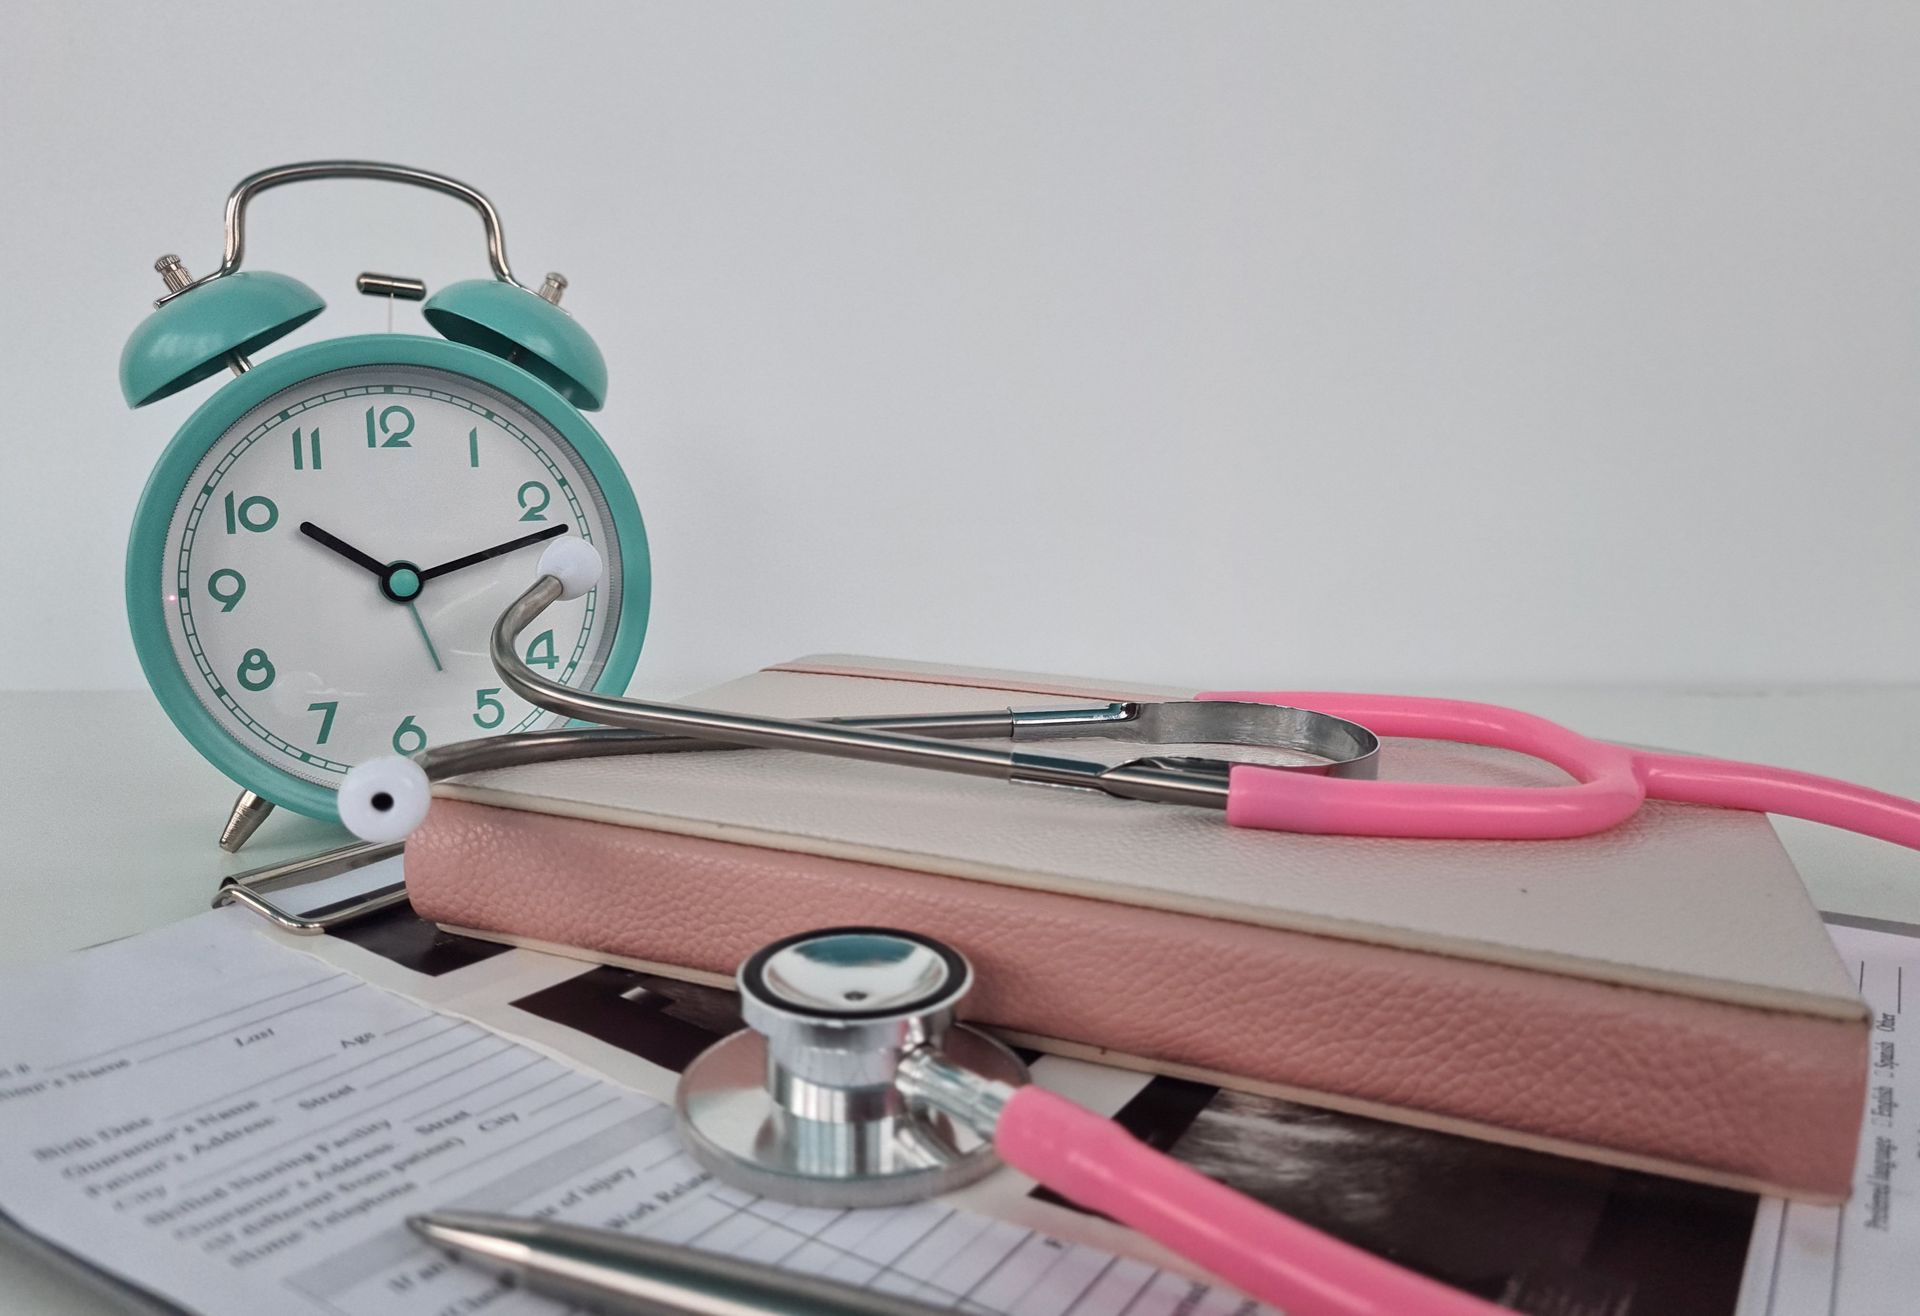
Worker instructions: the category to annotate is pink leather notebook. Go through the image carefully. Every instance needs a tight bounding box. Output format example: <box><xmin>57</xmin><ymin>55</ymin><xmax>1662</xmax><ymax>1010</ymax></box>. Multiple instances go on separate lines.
<box><xmin>404</xmin><ymin>656</ymin><xmax>1869</xmax><ymax>1201</ymax></box>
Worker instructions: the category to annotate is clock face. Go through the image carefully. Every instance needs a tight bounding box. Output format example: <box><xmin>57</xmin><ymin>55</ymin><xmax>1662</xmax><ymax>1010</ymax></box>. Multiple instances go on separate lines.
<box><xmin>154</xmin><ymin>362</ymin><xmax>628</xmax><ymax>789</ymax></box>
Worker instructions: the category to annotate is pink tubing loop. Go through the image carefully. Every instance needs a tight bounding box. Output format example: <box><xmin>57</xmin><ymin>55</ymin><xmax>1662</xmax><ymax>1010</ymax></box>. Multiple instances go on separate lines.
<box><xmin>1198</xmin><ymin>691</ymin><xmax>1645</xmax><ymax>840</ymax></box>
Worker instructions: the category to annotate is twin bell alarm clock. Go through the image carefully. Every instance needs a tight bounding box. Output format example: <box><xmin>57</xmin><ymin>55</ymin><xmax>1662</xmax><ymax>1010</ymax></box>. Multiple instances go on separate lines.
<box><xmin>121</xmin><ymin>162</ymin><xmax>650</xmax><ymax>851</ymax></box>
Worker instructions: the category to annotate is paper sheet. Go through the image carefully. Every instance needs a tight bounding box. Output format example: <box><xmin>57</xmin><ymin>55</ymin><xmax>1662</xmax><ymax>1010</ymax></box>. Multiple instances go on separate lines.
<box><xmin>300</xmin><ymin>905</ymin><xmax>1768</xmax><ymax>1314</ymax></box>
<box><xmin>1735</xmin><ymin>918</ymin><xmax>1920</xmax><ymax>1306</ymax></box>
<box><xmin>0</xmin><ymin>911</ymin><xmax>1254</xmax><ymax>1316</ymax></box>
<box><xmin>10</xmin><ymin>893</ymin><xmax>1918</xmax><ymax>1315</ymax></box>
<box><xmin>1735</xmin><ymin>918</ymin><xmax>1920</xmax><ymax>1316</ymax></box>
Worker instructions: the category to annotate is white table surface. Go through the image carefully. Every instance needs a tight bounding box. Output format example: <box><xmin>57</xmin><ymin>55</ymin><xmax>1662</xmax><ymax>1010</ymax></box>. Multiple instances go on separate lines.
<box><xmin>3</xmin><ymin>684</ymin><xmax>1918</xmax><ymax>1312</ymax></box>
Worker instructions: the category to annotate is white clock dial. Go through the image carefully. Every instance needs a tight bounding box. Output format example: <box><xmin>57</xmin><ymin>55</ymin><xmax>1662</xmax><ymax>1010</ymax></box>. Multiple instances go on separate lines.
<box><xmin>159</xmin><ymin>363</ymin><xmax>627</xmax><ymax>786</ymax></box>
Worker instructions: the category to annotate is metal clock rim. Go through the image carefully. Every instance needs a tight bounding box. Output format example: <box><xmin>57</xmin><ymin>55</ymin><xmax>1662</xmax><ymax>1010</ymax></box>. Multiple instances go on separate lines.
<box><xmin>125</xmin><ymin>333</ymin><xmax>651</xmax><ymax>821</ymax></box>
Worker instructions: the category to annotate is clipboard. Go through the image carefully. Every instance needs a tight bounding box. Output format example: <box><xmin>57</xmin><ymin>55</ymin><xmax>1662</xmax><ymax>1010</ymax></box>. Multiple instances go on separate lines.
<box><xmin>212</xmin><ymin>840</ymin><xmax>407</xmax><ymax>933</ymax></box>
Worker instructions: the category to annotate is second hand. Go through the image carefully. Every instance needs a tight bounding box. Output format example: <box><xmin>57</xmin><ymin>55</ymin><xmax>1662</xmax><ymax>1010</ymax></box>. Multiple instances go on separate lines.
<box><xmin>389</xmin><ymin>525</ymin><xmax>567</xmax><ymax>675</ymax></box>
<box><xmin>405</xmin><ymin>601</ymin><xmax>443</xmax><ymax>673</ymax></box>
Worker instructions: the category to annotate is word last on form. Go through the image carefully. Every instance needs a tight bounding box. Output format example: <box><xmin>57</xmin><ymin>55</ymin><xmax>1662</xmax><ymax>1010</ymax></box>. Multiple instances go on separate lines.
<box><xmin>0</xmin><ymin>910</ymin><xmax>1259</xmax><ymax>1316</ymax></box>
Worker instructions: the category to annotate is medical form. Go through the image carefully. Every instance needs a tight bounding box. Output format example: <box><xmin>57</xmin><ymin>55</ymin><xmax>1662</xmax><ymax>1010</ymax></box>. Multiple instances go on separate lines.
<box><xmin>1735</xmin><ymin>917</ymin><xmax>1920</xmax><ymax>1315</ymax></box>
<box><xmin>0</xmin><ymin>911</ymin><xmax>1254</xmax><ymax>1315</ymax></box>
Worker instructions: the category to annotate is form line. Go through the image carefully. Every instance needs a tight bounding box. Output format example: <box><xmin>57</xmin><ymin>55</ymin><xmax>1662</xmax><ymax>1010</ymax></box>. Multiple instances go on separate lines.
<box><xmin>1061</xmin><ymin>1256</ymin><xmax>1119</xmax><ymax>1316</ymax></box>
<box><xmin>367</xmin><ymin>1043</ymin><xmax>515</xmax><ymax>1113</ymax></box>
<box><xmin>40</xmin><ymin>972</ymin><xmax>350</xmax><ymax>1073</ymax></box>
<box><xmin>363</xmin><ymin>1033</ymin><xmax>501</xmax><ymax>1088</ymax></box>
<box><xmin>641</xmin><ymin>1140</ymin><xmax>690</xmax><ymax>1173</ymax></box>
<box><xmin>526</xmin><ymin>1079</ymin><xmax>601</xmax><ymax>1120</ymax></box>
<box><xmin>853</xmin><ymin>1209</ymin><xmax>972</xmax><ymax>1302</ymax></box>
<box><xmin>427</xmin><ymin>1094</ymin><xmax>627</xmax><ymax>1186</ymax></box>
<box><xmin>164</xmin><ymin>1049</ymin><xmax>342</xmax><ymax>1120</ymax></box>
<box><xmin>1114</xmin><ymin>1266</ymin><xmax>1164</xmax><ymax>1316</ymax></box>
<box><xmin>1763</xmin><ymin>1200</ymin><xmax>1788</xmax><ymax>1316</ymax></box>
<box><xmin>400</xmin><ymin>1054</ymin><xmax>546</xmax><ymax>1125</ymax></box>
<box><xmin>382</xmin><ymin>1016</ymin><xmax>439</xmax><ymax>1038</ymax></box>
<box><xmin>687</xmin><ymin>1205</ymin><xmax>779</xmax><ymax>1252</ymax></box>
<box><xmin>180</xmin><ymin>1041</ymin><xmax>513</xmax><ymax>1187</ymax></box>
<box><xmin>139</xmin><ymin>982</ymin><xmax>367</xmax><ymax>1065</ymax></box>
<box><xmin>956</xmin><ymin>1231</ymin><xmax>1030</xmax><ymax>1305</ymax></box>
<box><xmin>273</xmin><ymin>1021</ymin><xmax>464</xmax><ymax>1099</ymax></box>
<box><xmin>471</xmin><ymin>1065</ymin><xmax>572</xmax><ymax>1118</ymax></box>
<box><xmin>1829</xmin><ymin>1203</ymin><xmax>1845</xmax><ymax>1316</ymax></box>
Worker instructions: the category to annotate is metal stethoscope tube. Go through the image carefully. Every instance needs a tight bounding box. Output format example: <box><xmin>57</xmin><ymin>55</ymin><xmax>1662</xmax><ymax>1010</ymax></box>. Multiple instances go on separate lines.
<box><xmin>483</xmin><ymin>571</ymin><xmax>1233</xmax><ymax>808</ymax></box>
<box><xmin>347</xmin><ymin>538</ymin><xmax>1920</xmax><ymax>854</ymax></box>
<box><xmin>340</xmin><ymin>539</ymin><xmax>1380</xmax><ymax>842</ymax></box>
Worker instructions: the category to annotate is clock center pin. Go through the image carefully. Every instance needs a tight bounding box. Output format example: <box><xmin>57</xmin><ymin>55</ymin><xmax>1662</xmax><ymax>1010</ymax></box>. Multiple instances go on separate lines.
<box><xmin>383</xmin><ymin>564</ymin><xmax>424</xmax><ymax>603</ymax></box>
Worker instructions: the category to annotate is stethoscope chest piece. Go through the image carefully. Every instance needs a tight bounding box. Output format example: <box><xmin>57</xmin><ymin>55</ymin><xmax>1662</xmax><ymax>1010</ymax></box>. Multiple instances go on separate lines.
<box><xmin>675</xmin><ymin>928</ymin><xmax>1028</xmax><ymax>1208</ymax></box>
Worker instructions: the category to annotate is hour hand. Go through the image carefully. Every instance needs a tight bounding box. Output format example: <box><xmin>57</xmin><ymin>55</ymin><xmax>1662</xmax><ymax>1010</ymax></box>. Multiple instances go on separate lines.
<box><xmin>299</xmin><ymin>522</ymin><xmax>388</xmax><ymax>577</ymax></box>
<box><xmin>418</xmin><ymin>524</ymin><xmax>569</xmax><ymax>583</ymax></box>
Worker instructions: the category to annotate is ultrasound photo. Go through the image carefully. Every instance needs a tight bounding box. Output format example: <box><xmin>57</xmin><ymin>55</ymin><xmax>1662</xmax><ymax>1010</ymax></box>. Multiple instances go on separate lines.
<box><xmin>1043</xmin><ymin>1078</ymin><xmax>1755</xmax><ymax>1316</ymax></box>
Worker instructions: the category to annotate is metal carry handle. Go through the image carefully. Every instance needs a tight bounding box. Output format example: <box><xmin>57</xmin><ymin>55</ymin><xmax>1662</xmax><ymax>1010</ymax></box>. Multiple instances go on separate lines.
<box><xmin>157</xmin><ymin>160</ymin><xmax>523</xmax><ymax>305</ymax></box>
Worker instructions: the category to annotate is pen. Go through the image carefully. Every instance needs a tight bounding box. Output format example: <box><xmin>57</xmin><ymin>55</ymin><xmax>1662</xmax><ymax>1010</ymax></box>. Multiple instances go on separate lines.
<box><xmin>409</xmin><ymin>1209</ymin><xmax>957</xmax><ymax>1316</ymax></box>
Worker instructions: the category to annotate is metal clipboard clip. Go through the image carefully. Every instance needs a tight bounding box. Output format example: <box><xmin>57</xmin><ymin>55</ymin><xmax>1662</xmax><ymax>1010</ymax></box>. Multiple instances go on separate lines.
<box><xmin>213</xmin><ymin>840</ymin><xmax>408</xmax><ymax>934</ymax></box>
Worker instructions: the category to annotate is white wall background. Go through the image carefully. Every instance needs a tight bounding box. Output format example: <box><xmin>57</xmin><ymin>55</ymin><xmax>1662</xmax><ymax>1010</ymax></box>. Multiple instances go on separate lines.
<box><xmin>4</xmin><ymin>1</ymin><xmax>1916</xmax><ymax>697</ymax></box>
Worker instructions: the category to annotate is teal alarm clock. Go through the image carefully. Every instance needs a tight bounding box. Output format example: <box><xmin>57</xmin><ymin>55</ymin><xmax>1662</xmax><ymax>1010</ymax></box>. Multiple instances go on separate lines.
<box><xmin>121</xmin><ymin>162</ymin><xmax>650</xmax><ymax>851</ymax></box>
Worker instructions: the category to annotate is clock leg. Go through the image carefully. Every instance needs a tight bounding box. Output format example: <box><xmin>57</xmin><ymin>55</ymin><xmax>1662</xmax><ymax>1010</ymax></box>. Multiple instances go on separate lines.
<box><xmin>218</xmin><ymin>790</ymin><xmax>275</xmax><ymax>852</ymax></box>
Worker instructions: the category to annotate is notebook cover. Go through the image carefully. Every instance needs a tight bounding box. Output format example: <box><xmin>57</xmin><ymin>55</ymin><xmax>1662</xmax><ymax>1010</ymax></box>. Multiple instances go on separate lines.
<box><xmin>403</xmin><ymin>656</ymin><xmax>1869</xmax><ymax>1199</ymax></box>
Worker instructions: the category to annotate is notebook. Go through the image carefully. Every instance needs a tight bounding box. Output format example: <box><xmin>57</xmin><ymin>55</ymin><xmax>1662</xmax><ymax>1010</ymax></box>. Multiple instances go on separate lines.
<box><xmin>401</xmin><ymin>656</ymin><xmax>1870</xmax><ymax>1200</ymax></box>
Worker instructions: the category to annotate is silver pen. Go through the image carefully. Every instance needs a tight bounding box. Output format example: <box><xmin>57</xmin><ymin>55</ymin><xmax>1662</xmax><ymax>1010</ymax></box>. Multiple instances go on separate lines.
<box><xmin>409</xmin><ymin>1210</ymin><xmax>955</xmax><ymax>1316</ymax></box>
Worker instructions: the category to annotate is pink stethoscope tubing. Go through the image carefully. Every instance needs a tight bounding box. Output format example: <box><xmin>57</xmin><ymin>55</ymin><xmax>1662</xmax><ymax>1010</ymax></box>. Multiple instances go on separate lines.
<box><xmin>979</xmin><ymin>691</ymin><xmax>1920</xmax><ymax>1315</ymax></box>
<box><xmin>1201</xmin><ymin>691</ymin><xmax>1920</xmax><ymax>849</ymax></box>
<box><xmin>995</xmin><ymin>1085</ymin><xmax>1505</xmax><ymax>1316</ymax></box>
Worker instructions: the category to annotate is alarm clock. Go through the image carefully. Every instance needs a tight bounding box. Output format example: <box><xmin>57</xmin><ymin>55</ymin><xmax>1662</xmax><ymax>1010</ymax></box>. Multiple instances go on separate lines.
<box><xmin>121</xmin><ymin>161</ymin><xmax>650</xmax><ymax>852</ymax></box>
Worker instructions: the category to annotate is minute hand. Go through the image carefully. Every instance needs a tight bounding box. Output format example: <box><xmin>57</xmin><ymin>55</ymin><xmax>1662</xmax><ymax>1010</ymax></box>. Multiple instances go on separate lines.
<box><xmin>417</xmin><ymin>524</ymin><xmax>570</xmax><ymax>583</ymax></box>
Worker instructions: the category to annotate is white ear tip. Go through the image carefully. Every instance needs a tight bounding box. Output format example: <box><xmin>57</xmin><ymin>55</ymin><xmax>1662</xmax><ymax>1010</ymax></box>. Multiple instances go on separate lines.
<box><xmin>539</xmin><ymin>537</ymin><xmax>602</xmax><ymax>599</ymax></box>
<box><xmin>337</xmin><ymin>756</ymin><xmax>432</xmax><ymax>843</ymax></box>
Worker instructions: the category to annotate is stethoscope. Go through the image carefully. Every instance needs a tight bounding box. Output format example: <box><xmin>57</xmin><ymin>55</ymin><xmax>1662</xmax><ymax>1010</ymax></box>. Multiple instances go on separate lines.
<box><xmin>675</xmin><ymin>924</ymin><xmax>1507</xmax><ymax>1316</ymax></box>
<box><xmin>340</xmin><ymin>538</ymin><xmax>1920</xmax><ymax>851</ymax></box>
<box><xmin>335</xmin><ymin>539</ymin><xmax>1920</xmax><ymax>1316</ymax></box>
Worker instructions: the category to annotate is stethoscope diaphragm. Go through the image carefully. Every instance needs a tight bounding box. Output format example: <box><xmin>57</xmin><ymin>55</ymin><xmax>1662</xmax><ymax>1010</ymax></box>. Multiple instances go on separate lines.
<box><xmin>674</xmin><ymin>928</ymin><xmax>1029</xmax><ymax>1208</ymax></box>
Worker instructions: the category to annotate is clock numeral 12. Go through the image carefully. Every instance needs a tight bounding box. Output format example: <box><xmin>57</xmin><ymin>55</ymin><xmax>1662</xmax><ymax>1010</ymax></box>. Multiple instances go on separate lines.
<box><xmin>468</xmin><ymin>427</ymin><xmax>481</xmax><ymax>468</ymax></box>
<box><xmin>365</xmin><ymin>405</ymin><xmax>415</xmax><ymax>449</ymax></box>
<box><xmin>290</xmin><ymin>427</ymin><xmax>322</xmax><ymax>471</ymax></box>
